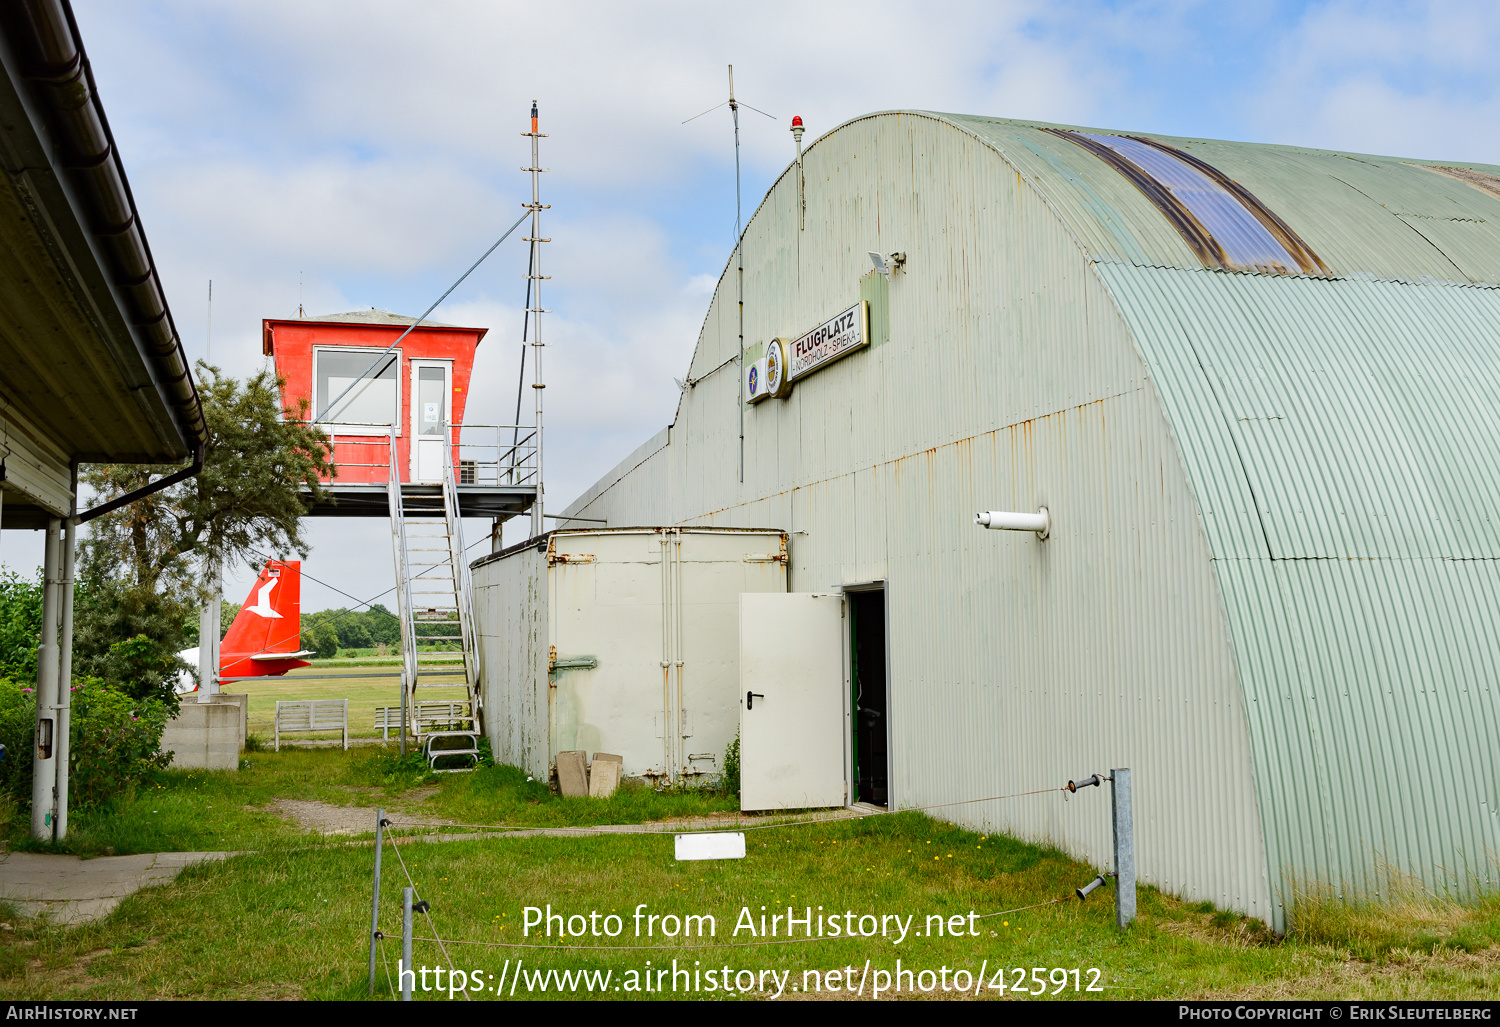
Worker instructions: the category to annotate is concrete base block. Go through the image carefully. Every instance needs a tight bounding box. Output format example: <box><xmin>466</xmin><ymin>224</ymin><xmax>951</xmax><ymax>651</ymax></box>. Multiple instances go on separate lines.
<box><xmin>162</xmin><ymin>700</ymin><xmax>244</xmax><ymax>770</ymax></box>
<box><xmin>556</xmin><ymin>750</ymin><xmax>589</xmax><ymax>797</ymax></box>
<box><xmin>211</xmin><ymin>693</ymin><xmax>249</xmax><ymax>740</ymax></box>
<box><xmin>588</xmin><ymin>753</ymin><xmax>622</xmax><ymax>798</ymax></box>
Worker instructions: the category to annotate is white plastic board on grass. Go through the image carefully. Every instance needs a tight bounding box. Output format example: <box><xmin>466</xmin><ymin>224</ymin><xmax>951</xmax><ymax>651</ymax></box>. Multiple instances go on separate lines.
<box><xmin>675</xmin><ymin>832</ymin><xmax>746</xmax><ymax>860</ymax></box>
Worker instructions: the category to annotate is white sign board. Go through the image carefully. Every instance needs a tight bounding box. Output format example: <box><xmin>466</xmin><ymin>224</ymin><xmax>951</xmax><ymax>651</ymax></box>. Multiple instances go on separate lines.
<box><xmin>789</xmin><ymin>302</ymin><xmax>868</xmax><ymax>381</ymax></box>
<box><xmin>675</xmin><ymin>832</ymin><xmax>746</xmax><ymax>861</ymax></box>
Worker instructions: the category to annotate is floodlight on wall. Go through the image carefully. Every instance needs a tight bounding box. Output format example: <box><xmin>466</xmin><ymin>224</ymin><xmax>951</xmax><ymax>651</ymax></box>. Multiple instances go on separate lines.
<box><xmin>868</xmin><ymin>250</ymin><xmax>906</xmax><ymax>275</ymax></box>
<box><xmin>975</xmin><ymin>507</ymin><xmax>1050</xmax><ymax>540</ymax></box>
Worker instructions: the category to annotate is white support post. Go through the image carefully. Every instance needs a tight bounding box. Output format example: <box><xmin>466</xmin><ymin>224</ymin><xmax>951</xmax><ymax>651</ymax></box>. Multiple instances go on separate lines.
<box><xmin>53</xmin><ymin>516</ymin><xmax>75</xmax><ymax>841</ymax></box>
<box><xmin>30</xmin><ymin>518</ymin><xmax>60</xmax><ymax>839</ymax></box>
<box><xmin>197</xmin><ymin>553</ymin><xmax>221</xmax><ymax>703</ymax></box>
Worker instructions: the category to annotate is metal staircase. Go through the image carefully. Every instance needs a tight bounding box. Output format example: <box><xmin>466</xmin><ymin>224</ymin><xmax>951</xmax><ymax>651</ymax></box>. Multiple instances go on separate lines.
<box><xmin>386</xmin><ymin>429</ymin><xmax>482</xmax><ymax>771</ymax></box>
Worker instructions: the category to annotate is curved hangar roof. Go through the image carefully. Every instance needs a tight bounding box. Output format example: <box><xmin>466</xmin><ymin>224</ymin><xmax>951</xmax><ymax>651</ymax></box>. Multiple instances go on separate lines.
<box><xmin>940</xmin><ymin>113</ymin><xmax>1500</xmax><ymax>282</ymax></box>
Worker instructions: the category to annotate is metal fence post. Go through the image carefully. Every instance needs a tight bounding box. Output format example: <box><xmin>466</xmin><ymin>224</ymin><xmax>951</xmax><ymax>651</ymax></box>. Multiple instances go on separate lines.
<box><xmin>402</xmin><ymin>887</ymin><xmax>414</xmax><ymax>1001</ymax></box>
<box><xmin>1111</xmin><ymin>767</ymin><xmax>1135</xmax><ymax>929</ymax></box>
<box><xmin>399</xmin><ymin>670</ymin><xmax>408</xmax><ymax>758</ymax></box>
<box><xmin>368</xmin><ymin>807</ymin><xmax>384</xmax><ymax>994</ymax></box>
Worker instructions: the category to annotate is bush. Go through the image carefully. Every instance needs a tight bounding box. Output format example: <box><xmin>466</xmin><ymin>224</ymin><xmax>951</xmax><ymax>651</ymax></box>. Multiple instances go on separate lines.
<box><xmin>0</xmin><ymin>678</ymin><xmax>37</xmax><ymax>805</ymax></box>
<box><xmin>0</xmin><ymin>677</ymin><xmax>171</xmax><ymax>814</ymax></box>
<box><xmin>0</xmin><ymin>571</ymin><xmax>44</xmax><ymax>684</ymax></box>
<box><xmin>69</xmin><ymin>681</ymin><xmax>172</xmax><ymax>808</ymax></box>
<box><xmin>720</xmin><ymin>733</ymin><xmax>740</xmax><ymax>797</ymax></box>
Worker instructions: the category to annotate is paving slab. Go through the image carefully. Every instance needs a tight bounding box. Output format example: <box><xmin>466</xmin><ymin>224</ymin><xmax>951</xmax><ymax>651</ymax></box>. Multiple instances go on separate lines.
<box><xmin>0</xmin><ymin>850</ymin><xmax>235</xmax><ymax>924</ymax></box>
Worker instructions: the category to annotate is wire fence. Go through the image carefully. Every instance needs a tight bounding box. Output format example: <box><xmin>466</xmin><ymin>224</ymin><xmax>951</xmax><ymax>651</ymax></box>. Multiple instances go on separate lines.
<box><xmin>384</xmin><ymin>829</ymin><xmax>470</xmax><ymax>1002</ymax></box>
<box><xmin>366</xmin><ymin>776</ymin><xmax>1109</xmax><ymax>997</ymax></box>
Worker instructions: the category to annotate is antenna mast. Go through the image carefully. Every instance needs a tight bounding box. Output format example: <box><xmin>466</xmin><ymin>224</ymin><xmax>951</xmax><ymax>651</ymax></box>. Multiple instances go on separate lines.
<box><xmin>730</xmin><ymin>66</ymin><xmax>745</xmax><ymax>484</ymax></box>
<box><xmin>525</xmin><ymin>101</ymin><xmax>550</xmax><ymax>538</ymax></box>
<box><xmin>681</xmin><ymin>69</ymin><xmax>774</xmax><ymax>489</ymax></box>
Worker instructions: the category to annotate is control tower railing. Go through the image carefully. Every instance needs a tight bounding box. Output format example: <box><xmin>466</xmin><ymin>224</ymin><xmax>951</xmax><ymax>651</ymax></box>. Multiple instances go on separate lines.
<box><xmin>318</xmin><ymin>423</ymin><xmax>537</xmax><ymax>487</ymax></box>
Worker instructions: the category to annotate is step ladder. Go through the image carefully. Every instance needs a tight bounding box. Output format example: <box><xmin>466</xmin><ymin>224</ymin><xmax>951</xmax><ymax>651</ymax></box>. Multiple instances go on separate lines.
<box><xmin>386</xmin><ymin>429</ymin><xmax>482</xmax><ymax>772</ymax></box>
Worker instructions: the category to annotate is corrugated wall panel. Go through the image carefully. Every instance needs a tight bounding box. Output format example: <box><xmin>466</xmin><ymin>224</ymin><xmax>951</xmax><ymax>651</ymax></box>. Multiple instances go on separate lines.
<box><xmin>473</xmin><ymin>543</ymin><xmax>549</xmax><ymax>777</ymax></box>
<box><xmin>1100</xmin><ymin>261</ymin><xmax>1500</xmax><ymax>910</ymax></box>
<box><xmin>1099</xmin><ymin>267</ymin><xmax>1500</xmax><ymax>561</ymax></box>
<box><xmin>565</xmin><ymin>114</ymin><xmax>1275</xmax><ymax>922</ymax></box>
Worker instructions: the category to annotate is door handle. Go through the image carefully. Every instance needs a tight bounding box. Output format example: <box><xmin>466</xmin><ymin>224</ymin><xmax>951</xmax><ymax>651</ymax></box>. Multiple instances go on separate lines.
<box><xmin>746</xmin><ymin>691</ymin><xmax>765</xmax><ymax>710</ymax></box>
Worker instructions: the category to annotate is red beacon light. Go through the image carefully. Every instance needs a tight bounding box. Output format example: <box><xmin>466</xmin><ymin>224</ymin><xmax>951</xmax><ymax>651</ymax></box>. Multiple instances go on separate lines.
<box><xmin>791</xmin><ymin>115</ymin><xmax>804</xmax><ymax>146</ymax></box>
<box><xmin>791</xmin><ymin>115</ymin><xmax>802</xmax><ymax>127</ymax></box>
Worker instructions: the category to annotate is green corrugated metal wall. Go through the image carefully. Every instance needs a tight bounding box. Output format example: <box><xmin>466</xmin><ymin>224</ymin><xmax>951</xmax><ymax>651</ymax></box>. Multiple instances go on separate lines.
<box><xmin>1098</xmin><ymin>262</ymin><xmax>1500</xmax><ymax>907</ymax></box>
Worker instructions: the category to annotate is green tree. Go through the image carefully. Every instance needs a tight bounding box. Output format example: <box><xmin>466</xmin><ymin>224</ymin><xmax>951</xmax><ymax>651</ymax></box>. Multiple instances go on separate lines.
<box><xmin>335</xmin><ymin>618</ymin><xmax>373</xmax><ymax>651</ymax></box>
<box><xmin>366</xmin><ymin>604</ymin><xmax>400</xmax><ymax>646</ymax></box>
<box><xmin>75</xmin><ymin>362</ymin><xmax>333</xmax><ymax>702</ymax></box>
<box><xmin>301</xmin><ymin>620</ymin><xmax>339</xmax><ymax>659</ymax></box>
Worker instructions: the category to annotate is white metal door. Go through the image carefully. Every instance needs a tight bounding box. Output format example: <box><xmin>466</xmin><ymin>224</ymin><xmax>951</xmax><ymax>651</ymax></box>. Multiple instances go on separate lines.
<box><xmin>739</xmin><ymin>592</ymin><xmax>846</xmax><ymax>811</ymax></box>
<box><xmin>410</xmin><ymin>360</ymin><xmax>452</xmax><ymax>482</ymax></box>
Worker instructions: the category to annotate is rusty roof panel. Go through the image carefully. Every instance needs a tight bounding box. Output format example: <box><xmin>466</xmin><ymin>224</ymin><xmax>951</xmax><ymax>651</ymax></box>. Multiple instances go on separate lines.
<box><xmin>1048</xmin><ymin>129</ymin><xmax>1323</xmax><ymax>275</ymax></box>
<box><xmin>942</xmin><ymin>114</ymin><xmax>1500</xmax><ymax>285</ymax></box>
<box><xmin>1425</xmin><ymin>165</ymin><xmax>1500</xmax><ymax>203</ymax></box>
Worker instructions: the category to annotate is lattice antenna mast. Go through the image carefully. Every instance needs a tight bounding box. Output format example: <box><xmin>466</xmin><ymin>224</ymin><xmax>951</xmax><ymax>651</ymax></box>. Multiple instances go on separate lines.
<box><xmin>525</xmin><ymin>101</ymin><xmax>550</xmax><ymax>538</ymax></box>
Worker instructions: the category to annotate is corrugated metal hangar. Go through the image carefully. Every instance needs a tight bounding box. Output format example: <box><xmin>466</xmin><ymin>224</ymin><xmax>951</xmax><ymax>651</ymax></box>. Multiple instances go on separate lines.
<box><xmin>511</xmin><ymin>110</ymin><xmax>1500</xmax><ymax>931</ymax></box>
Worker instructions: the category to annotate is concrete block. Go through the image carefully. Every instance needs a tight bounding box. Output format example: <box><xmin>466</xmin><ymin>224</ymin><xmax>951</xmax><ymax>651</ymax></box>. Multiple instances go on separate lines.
<box><xmin>161</xmin><ymin>700</ymin><xmax>244</xmax><ymax>771</ymax></box>
<box><xmin>556</xmin><ymin>750</ymin><xmax>589</xmax><ymax>797</ymax></box>
<box><xmin>588</xmin><ymin>753</ymin><xmax>623</xmax><ymax>798</ymax></box>
<box><xmin>211</xmin><ymin>693</ymin><xmax>249</xmax><ymax>740</ymax></box>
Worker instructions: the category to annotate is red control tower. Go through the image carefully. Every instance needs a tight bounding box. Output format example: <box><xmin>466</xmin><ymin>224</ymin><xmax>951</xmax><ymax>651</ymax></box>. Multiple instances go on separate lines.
<box><xmin>263</xmin><ymin>309</ymin><xmax>534</xmax><ymax>519</ymax></box>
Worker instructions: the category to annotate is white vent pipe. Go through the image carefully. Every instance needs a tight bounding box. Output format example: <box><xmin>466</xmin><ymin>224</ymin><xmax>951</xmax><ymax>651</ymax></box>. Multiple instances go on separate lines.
<box><xmin>974</xmin><ymin>507</ymin><xmax>1050</xmax><ymax>540</ymax></box>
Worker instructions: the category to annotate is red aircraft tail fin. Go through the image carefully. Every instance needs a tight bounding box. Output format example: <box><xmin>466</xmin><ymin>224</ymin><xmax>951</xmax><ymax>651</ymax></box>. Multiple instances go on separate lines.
<box><xmin>219</xmin><ymin>560</ymin><xmax>314</xmax><ymax>680</ymax></box>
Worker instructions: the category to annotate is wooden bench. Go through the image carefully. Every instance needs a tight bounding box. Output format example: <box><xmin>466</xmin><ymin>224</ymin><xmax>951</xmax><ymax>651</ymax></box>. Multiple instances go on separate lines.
<box><xmin>274</xmin><ymin>699</ymin><xmax>349</xmax><ymax>751</ymax></box>
<box><xmin>374</xmin><ymin>701</ymin><xmax>474</xmax><ymax>743</ymax></box>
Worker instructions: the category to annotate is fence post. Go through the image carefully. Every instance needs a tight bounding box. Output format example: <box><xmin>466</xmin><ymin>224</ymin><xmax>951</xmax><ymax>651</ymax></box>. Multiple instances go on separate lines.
<box><xmin>368</xmin><ymin>807</ymin><xmax>384</xmax><ymax>994</ymax></box>
<box><xmin>1111</xmin><ymin>768</ymin><xmax>1135</xmax><ymax>929</ymax></box>
<box><xmin>402</xmin><ymin>887</ymin><xmax>414</xmax><ymax>1001</ymax></box>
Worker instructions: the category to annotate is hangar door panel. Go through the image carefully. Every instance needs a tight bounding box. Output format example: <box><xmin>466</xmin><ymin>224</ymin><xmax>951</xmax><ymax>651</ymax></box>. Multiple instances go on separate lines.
<box><xmin>739</xmin><ymin>593</ymin><xmax>845</xmax><ymax>811</ymax></box>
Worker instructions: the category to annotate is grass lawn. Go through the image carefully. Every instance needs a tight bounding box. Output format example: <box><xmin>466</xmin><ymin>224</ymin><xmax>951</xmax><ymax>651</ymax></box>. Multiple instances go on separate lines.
<box><xmin>0</xmin><ymin>748</ymin><xmax>1496</xmax><ymax>1000</ymax></box>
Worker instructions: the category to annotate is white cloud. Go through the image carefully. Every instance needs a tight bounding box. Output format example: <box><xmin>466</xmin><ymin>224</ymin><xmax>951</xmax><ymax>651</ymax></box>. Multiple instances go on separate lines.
<box><xmin>1245</xmin><ymin>1</ymin><xmax>1500</xmax><ymax>162</ymax></box>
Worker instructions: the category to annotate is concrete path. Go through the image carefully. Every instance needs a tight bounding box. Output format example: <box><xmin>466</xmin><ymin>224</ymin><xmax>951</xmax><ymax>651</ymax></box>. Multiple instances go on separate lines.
<box><xmin>0</xmin><ymin>850</ymin><xmax>235</xmax><ymax>924</ymax></box>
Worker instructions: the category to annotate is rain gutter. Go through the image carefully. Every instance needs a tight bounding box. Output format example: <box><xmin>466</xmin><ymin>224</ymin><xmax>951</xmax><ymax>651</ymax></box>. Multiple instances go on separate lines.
<box><xmin>72</xmin><ymin>443</ymin><xmax>204</xmax><ymax>525</ymax></box>
<box><xmin>1</xmin><ymin>0</ymin><xmax>207</xmax><ymax>453</ymax></box>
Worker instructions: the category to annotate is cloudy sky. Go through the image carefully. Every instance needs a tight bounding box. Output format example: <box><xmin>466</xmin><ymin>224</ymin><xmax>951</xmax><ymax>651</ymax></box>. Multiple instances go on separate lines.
<box><xmin>6</xmin><ymin>0</ymin><xmax>1498</xmax><ymax>611</ymax></box>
